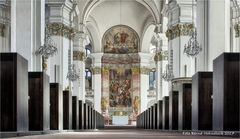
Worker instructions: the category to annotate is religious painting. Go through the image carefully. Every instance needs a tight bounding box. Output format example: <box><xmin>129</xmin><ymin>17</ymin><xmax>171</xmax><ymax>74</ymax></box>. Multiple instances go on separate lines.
<box><xmin>102</xmin><ymin>25</ymin><xmax>139</xmax><ymax>54</ymax></box>
<box><xmin>109</xmin><ymin>68</ymin><xmax>132</xmax><ymax>107</ymax></box>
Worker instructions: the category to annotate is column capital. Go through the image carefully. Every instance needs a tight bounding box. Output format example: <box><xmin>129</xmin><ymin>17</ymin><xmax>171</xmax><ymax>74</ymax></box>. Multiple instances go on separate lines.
<box><xmin>46</xmin><ymin>22</ymin><xmax>75</xmax><ymax>39</ymax></box>
<box><xmin>73</xmin><ymin>50</ymin><xmax>85</xmax><ymax>61</ymax></box>
<box><xmin>154</xmin><ymin>51</ymin><xmax>168</xmax><ymax>62</ymax></box>
<box><xmin>140</xmin><ymin>66</ymin><xmax>151</xmax><ymax>75</ymax></box>
<box><xmin>91</xmin><ymin>66</ymin><xmax>101</xmax><ymax>75</ymax></box>
<box><xmin>166</xmin><ymin>23</ymin><xmax>194</xmax><ymax>41</ymax></box>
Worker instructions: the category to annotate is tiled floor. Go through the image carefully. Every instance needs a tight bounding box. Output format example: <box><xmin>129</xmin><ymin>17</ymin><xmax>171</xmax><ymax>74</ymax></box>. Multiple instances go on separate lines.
<box><xmin>3</xmin><ymin>129</ymin><xmax>238</xmax><ymax>139</ymax></box>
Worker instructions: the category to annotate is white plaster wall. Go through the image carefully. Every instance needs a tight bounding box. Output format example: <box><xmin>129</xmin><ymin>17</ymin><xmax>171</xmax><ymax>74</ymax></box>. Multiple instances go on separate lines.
<box><xmin>140</xmin><ymin>74</ymin><xmax>149</xmax><ymax>112</ymax></box>
<box><xmin>208</xmin><ymin>0</ymin><xmax>230</xmax><ymax>70</ymax></box>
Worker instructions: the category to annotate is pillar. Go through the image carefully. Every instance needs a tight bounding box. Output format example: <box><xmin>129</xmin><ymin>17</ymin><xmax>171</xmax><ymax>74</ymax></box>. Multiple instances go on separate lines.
<box><xmin>154</xmin><ymin>33</ymin><xmax>169</xmax><ymax>100</ymax></box>
<box><xmin>91</xmin><ymin>53</ymin><xmax>103</xmax><ymax>113</ymax></box>
<box><xmin>139</xmin><ymin>53</ymin><xmax>152</xmax><ymax>112</ymax></box>
<box><xmin>164</xmin><ymin>0</ymin><xmax>196</xmax><ymax>78</ymax></box>
<box><xmin>11</xmin><ymin>0</ymin><xmax>44</xmax><ymax>71</ymax></box>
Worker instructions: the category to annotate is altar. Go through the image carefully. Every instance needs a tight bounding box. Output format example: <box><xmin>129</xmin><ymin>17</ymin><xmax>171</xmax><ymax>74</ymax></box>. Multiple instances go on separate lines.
<box><xmin>112</xmin><ymin>116</ymin><xmax>129</xmax><ymax>125</ymax></box>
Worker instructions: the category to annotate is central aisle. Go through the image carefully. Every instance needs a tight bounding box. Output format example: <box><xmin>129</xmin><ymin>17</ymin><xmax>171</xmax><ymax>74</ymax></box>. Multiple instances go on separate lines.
<box><xmin>4</xmin><ymin>128</ymin><xmax>237</xmax><ymax>139</ymax></box>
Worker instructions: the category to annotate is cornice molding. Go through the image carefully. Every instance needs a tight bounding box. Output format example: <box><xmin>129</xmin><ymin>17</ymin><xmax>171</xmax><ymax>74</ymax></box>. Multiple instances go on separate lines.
<box><xmin>166</xmin><ymin>23</ymin><xmax>194</xmax><ymax>41</ymax></box>
<box><xmin>47</xmin><ymin>22</ymin><xmax>76</xmax><ymax>39</ymax></box>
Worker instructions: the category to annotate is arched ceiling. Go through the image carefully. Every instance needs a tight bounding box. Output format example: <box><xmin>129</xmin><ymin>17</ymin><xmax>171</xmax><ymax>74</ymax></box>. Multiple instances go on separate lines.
<box><xmin>76</xmin><ymin>0</ymin><xmax>163</xmax><ymax>52</ymax></box>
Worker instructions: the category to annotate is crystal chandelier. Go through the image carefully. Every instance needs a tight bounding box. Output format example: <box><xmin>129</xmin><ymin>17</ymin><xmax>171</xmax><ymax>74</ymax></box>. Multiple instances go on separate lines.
<box><xmin>162</xmin><ymin>64</ymin><xmax>174</xmax><ymax>81</ymax></box>
<box><xmin>67</xmin><ymin>64</ymin><xmax>80</xmax><ymax>82</ymax></box>
<box><xmin>184</xmin><ymin>0</ymin><xmax>202</xmax><ymax>57</ymax></box>
<box><xmin>35</xmin><ymin>27</ymin><xmax>57</xmax><ymax>59</ymax></box>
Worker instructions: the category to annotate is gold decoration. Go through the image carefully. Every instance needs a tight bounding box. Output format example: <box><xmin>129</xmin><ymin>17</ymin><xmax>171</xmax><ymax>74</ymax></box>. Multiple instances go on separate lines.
<box><xmin>101</xmin><ymin>97</ymin><xmax>109</xmax><ymax>112</ymax></box>
<box><xmin>0</xmin><ymin>23</ymin><xmax>5</xmax><ymax>37</ymax></box>
<box><xmin>154</xmin><ymin>51</ymin><xmax>168</xmax><ymax>62</ymax></box>
<box><xmin>102</xmin><ymin>66</ymin><xmax>109</xmax><ymax>74</ymax></box>
<box><xmin>47</xmin><ymin>22</ymin><xmax>75</xmax><ymax>39</ymax></box>
<box><xmin>234</xmin><ymin>24</ymin><xmax>240</xmax><ymax>38</ymax></box>
<box><xmin>131</xmin><ymin>67</ymin><xmax>140</xmax><ymax>74</ymax></box>
<box><xmin>140</xmin><ymin>66</ymin><xmax>150</xmax><ymax>75</ymax></box>
<box><xmin>73</xmin><ymin>51</ymin><xmax>85</xmax><ymax>61</ymax></box>
<box><xmin>91</xmin><ymin>66</ymin><xmax>101</xmax><ymax>74</ymax></box>
<box><xmin>166</xmin><ymin>23</ymin><xmax>194</xmax><ymax>41</ymax></box>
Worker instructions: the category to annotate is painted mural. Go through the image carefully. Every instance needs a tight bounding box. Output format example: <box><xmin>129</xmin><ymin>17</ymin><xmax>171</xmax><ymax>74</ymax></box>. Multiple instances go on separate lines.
<box><xmin>109</xmin><ymin>69</ymin><xmax>132</xmax><ymax>107</ymax></box>
<box><xmin>103</xmin><ymin>25</ymin><xmax>139</xmax><ymax>54</ymax></box>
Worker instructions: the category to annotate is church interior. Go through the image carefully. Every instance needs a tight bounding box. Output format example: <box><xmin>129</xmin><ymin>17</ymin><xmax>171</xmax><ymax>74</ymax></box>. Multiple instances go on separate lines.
<box><xmin>0</xmin><ymin>0</ymin><xmax>239</xmax><ymax>138</ymax></box>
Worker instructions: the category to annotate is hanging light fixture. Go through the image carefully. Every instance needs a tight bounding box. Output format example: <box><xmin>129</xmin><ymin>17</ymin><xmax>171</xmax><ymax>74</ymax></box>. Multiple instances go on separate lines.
<box><xmin>162</xmin><ymin>64</ymin><xmax>174</xmax><ymax>82</ymax></box>
<box><xmin>67</xmin><ymin>64</ymin><xmax>80</xmax><ymax>81</ymax></box>
<box><xmin>35</xmin><ymin>26</ymin><xmax>58</xmax><ymax>59</ymax></box>
<box><xmin>162</xmin><ymin>50</ymin><xmax>174</xmax><ymax>81</ymax></box>
<box><xmin>184</xmin><ymin>0</ymin><xmax>202</xmax><ymax>57</ymax></box>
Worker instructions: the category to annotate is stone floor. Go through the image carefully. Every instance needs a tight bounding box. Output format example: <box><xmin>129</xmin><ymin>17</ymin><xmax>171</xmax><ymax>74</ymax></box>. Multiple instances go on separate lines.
<box><xmin>2</xmin><ymin>128</ymin><xmax>238</xmax><ymax>139</ymax></box>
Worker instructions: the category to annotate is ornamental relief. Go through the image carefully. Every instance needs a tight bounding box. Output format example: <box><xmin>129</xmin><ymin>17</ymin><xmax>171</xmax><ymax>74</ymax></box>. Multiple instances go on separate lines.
<box><xmin>234</xmin><ymin>24</ymin><xmax>240</xmax><ymax>38</ymax></box>
<box><xmin>0</xmin><ymin>23</ymin><xmax>5</xmax><ymax>37</ymax></box>
<box><xmin>154</xmin><ymin>51</ymin><xmax>168</xmax><ymax>61</ymax></box>
<box><xmin>166</xmin><ymin>23</ymin><xmax>194</xmax><ymax>41</ymax></box>
<box><xmin>47</xmin><ymin>22</ymin><xmax>76</xmax><ymax>40</ymax></box>
<box><xmin>73</xmin><ymin>51</ymin><xmax>85</xmax><ymax>61</ymax></box>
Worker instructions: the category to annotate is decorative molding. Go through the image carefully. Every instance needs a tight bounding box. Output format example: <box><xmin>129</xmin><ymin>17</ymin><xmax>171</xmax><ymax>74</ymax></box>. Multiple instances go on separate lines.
<box><xmin>47</xmin><ymin>22</ymin><xmax>75</xmax><ymax>39</ymax></box>
<box><xmin>154</xmin><ymin>51</ymin><xmax>168</xmax><ymax>62</ymax></box>
<box><xmin>166</xmin><ymin>23</ymin><xmax>194</xmax><ymax>41</ymax></box>
<box><xmin>234</xmin><ymin>24</ymin><xmax>240</xmax><ymax>38</ymax></box>
<box><xmin>140</xmin><ymin>66</ymin><xmax>150</xmax><ymax>75</ymax></box>
<box><xmin>91</xmin><ymin>66</ymin><xmax>101</xmax><ymax>75</ymax></box>
<box><xmin>0</xmin><ymin>23</ymin><xmax>5</xmax><ymax>37</ymax></box>
<box><xmin>73</xmin><ymin>51</ymin><xmax>85</xmax><ymax>61</ymax></box>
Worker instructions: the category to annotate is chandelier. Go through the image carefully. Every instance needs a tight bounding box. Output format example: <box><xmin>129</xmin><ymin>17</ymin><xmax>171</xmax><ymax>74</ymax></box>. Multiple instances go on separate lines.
<box><xmin>184</xmin><ymin>0</ymin><xmax>202</xmax><ymax>57</ymax></box>
<box><xmin>35</xmin><ymin>27</ymin><xmax>57</xmax><ymax>59</ymax></box>
<box><xmin>162</xmin><ymin>64</ymin><xmax>174</xmax><ymax>81</ymax></box>
<box><xmin>67</xmin><ymin>64</ymin><xmax>80</xmax><ymax>82</ymax></box>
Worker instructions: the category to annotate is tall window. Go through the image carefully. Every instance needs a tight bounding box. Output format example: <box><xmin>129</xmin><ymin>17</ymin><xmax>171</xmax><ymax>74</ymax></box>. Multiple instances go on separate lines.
<box><xmin>85</xmin><ymin>68</ymin><xmax>92</xmax><ymax>88</ymax></box>
<box><xmin>149</xmin><ymin>70</ymin><xmax>156</xmax><ymax>89</ymax></box>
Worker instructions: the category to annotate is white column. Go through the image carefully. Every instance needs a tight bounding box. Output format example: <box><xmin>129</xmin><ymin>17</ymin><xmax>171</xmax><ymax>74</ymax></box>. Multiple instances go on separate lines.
<box><xmin>208</xmin><ymin>0</ymin><xmax>231</xmax><ymax>70</ymax></box>
<box><xmin>46</xmin><ymin>1</ymin><xmax>73</xmax><ymax>89</ymax></box>
<box><xmin>196</xmin><ymin>0</ymin><xmax>208</xmax><ymax>71</ymax></box>
<box><xmin>11</xmin><ymin>0</ymin><xmax>43</xmax><ymax>71</ymax></box>
<box><xmin>72</xmin><ymin>25</ymin><xmax>87</xmax><ymax>102</ymax></box>
<box><xmin>91</xmin><ymin>53</ymin><xmax>103</xmax><ymax>113</ymax></box>
<box><xmin>155</xmin><ymin>32</ymin><xmax>169</xmax><ymax>100</ymax></box>
<box><xmin>139</xmin><ymin>53</ymin><xmax>152</xmax><ymax>112</ymax></box>
<box><xmin>164</xmin><ymin>0</ymin><xmax>195</xmax><ymax>78</ymax></box>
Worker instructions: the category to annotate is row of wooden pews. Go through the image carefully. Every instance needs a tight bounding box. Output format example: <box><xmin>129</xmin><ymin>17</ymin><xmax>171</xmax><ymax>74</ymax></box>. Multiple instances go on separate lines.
<box><xmin>0</xmin><ymin>53</ymin><xmax>104</xmax><ymax>133</ymax></box>
<box><xmin>137</xmin><ymin>53</ymin><xmax>239</xmax><ymax>132</ymax></box>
